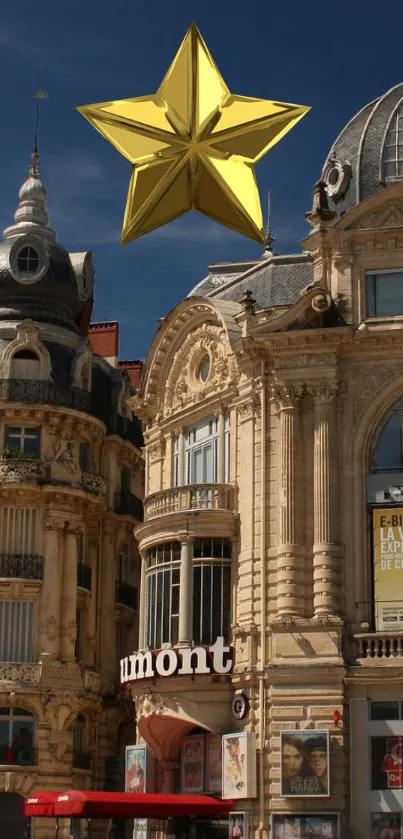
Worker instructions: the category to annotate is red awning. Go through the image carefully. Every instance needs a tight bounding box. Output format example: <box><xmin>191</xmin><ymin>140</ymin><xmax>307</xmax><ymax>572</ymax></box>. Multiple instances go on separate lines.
<box><xmin>54</xmin><ymin>791</ymin><xmax>234</xmax><ymax>819</ymax></box>
<box><xmin>25</xmin><ymin>792</ymin><xmax>61</xmax><ymax>817</ymax></box>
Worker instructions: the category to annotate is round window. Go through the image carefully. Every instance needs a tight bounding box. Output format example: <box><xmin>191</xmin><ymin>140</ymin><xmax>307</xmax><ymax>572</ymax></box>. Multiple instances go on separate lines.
<box><xmin>198</xmin><ymin>355</ymin><xmax>210</xmax><ymax>383</ymax></box>
<box><xmin>327</xmin><ymin>167</ymin><xmax>340</xmax><ymax>187</ymax></box>
<box><xmin>16</xmin><ymin>246</ymin><xmax>40</xmax><ymax>275</ymax></box>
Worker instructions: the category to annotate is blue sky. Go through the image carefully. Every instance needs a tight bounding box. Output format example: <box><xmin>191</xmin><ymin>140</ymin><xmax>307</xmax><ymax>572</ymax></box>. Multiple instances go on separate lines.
<box><xmin>0</xmin><ymin>0</ymin><xmax>402</xmax><ymax>359</ymax></box>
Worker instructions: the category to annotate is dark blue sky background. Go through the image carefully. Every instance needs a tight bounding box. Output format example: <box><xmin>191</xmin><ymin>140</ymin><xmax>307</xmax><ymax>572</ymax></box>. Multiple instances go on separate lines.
<box><xmin>0</xmin><ymin>0</ymin><xmax>401</xmax><ymax>359</ymax></box>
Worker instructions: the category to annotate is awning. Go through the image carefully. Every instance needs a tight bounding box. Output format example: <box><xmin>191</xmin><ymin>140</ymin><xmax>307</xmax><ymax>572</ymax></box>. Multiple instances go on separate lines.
<box><xmin>25</xmin><ymin>792</ymin><xmax>61</xmax><ymax>817</ymax></box>
<box><xmin>54</xmin><ymin>791</ymin><xmax>234</xmax><ymax>819</ymax></box>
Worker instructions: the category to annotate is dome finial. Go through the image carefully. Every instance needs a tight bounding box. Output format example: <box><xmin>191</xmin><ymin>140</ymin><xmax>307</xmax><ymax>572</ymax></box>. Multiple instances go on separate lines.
<box><xmin>3</xmin><ymin>80</ymin><xmax>55</xmax><ymax>242</ymax></box>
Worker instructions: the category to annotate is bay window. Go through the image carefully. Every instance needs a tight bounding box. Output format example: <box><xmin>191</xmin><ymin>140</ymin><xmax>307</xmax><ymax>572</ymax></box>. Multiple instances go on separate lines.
<box><xmin>173</xmin><ymin>414</ymin><xmax>230</xmax><ymax>487</ymax></box>
<box><xmin>145</xmin><ymin>538</ymin><xmax>232</xmax><ymax>650</ymax></box>
<box><xmin>146</xmin><ymin>542</ymin><xmax>180</xmax><ymax>649</ymax></box>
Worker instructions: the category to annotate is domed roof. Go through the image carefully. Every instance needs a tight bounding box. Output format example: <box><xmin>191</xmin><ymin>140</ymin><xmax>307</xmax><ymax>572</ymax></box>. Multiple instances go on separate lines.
<box><xmin>321</xmin><ymin>83</ymin><xmax>403</xmax><ymax>215</ymax></box>
<box><xmin>0</xmin><ymin>149</ymin><xmax>94</xmax><ymax>330</ymax></box>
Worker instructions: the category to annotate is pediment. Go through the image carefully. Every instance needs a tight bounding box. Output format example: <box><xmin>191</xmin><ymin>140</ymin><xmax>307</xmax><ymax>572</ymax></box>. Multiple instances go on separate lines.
<box><xmin>355</xmin><ymin>199</ymin><xmax>403</xmax><ymax>230</ymax></box>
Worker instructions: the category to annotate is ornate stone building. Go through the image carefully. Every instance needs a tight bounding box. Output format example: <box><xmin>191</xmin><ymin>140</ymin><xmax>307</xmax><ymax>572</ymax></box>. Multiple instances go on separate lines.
<box><xmin>126</xmin><ymin>81</ymin><xmax>403</xmax><ymax>839</ymax></box>
<box><xmin>0</xmin><ymin>150</ymin><xmax>143</xmax><ymax>837</ymax></box>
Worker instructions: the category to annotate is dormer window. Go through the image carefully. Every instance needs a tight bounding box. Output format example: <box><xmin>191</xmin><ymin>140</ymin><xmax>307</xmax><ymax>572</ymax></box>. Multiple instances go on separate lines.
<box><xmin>366</xmin><ymin>269</ymin><xmax>403</xmax><ymax>317</ymax></box>
<box><xmin>383</xmin><ymin>104</ymin><xmax>403</xmax><ymax>179</ymax></box>
<box><xmin>16</xmin><ymin>246</ymin><xmax>39</xmax><ymax>275</ymax></box>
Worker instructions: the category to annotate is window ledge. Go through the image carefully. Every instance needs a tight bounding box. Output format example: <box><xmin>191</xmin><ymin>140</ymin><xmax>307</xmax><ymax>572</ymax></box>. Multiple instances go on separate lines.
<box><xmin>361</xmin><ymin>316</ymin><xmax>403</xmax><ymax>330</ymax></box>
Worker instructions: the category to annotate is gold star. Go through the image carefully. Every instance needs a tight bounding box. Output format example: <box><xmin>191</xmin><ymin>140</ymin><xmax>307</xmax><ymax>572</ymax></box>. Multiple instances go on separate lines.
<box><xmin>77</xmin><ymin>24</ymin><xmax>310</xmax><ymax>245</ymax></box>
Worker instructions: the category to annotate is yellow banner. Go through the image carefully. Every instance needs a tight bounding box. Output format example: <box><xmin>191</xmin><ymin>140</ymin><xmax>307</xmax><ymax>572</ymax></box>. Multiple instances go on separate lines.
<box><xmin>373</xmin><ymin>508</ymin><xmax>403</xmax><ymax>630</ymax></box>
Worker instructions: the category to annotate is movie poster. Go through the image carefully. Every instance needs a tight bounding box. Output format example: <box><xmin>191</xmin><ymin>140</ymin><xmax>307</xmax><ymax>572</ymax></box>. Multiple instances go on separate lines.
<box><xmin>273</xmin><ymin>814</ymin><xmax>339</xmax><ymax>839</ymax></box>
<box><xmin>181</xmin><ymin>735</ymin><xmax>205</xmax><ymax>793</ymax></box>
<box><xmin>206</xmin><ymin>734</ymin><xmax>222</xmax><ymax>794</ymax></box>
<box><xmin>222</xmin><ymin>732</ymin><xmax>257</xmax><ymax>799</ymax></box>
<box><xmin>371</xmin><ymin>736</ymin><xmax>403</xmax><ymax>789</ymax></box>
<box><xmin>133</xmin><ymin>818</ymin><xmax>149</xmax><ymax>839</ymax></box>
<box><xmin>372</xmin><ymin>813</ymin><xmax>401</xmax><ymax>839</ymax></box>
<box><xmin>229</xmin><ymin>811</ymin><xmax>247</xmax><ymax>839</ymax></box>
<box><xmin>372</xmin><ymin>508</ymin><xmax>403</xmax><ymax>631</ymax></box>
<box><xmin>280</xmin><ymin>731</ymin><xmax>330</xmax><ymax>797</ymax></box>
<box><xmin>125</xmin><ymin>745</ymin><xmax>147</xmax><ymax>794</ymax></box>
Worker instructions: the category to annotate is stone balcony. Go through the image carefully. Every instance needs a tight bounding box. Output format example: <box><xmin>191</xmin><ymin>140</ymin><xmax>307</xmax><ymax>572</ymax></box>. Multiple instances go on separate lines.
<box><xmin>144</xmin><ymin>483</ymin><xmax>237</xmax><ymax>521</ymax></box>
<box><xmin>354</xmin><ymin>630</ymin><xmax>403</xmax><ymax>662</ymax></box>
<box><xmin>80</xmin><ymin>472</ymin><xmax>107</xmax><ymax>499</ymax></box>
<box><xmin>0</xmin><ymin>660</ymin><xmax>102</xmax><ymax>694</ymax></box>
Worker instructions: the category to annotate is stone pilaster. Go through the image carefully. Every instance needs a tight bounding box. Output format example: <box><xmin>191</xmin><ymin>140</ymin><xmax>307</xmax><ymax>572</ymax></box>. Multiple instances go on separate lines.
<box><xmin>39</xmin><ymin>513</ymin><xmax>66</xmax><ymax>659</ymax></box>
<box><xmin>178</xmin><ymin>537</ymin><xmax>193</xmax><ymax>645</ymax></box>
<box><xmin>310</xmin><ymin>381</ymin><xmax>341</xmax><ymax>617</ymax></box>
<box><xmin>60</xmin><ymin>521</ymin><xmax>81</xmax><ymax>659</ymax></box>
<box><xmin>86</xmin><ymin>525</ymin><xmax>99</xmax><ymax>666</ymax></box>
<box><xmin>99</xmin><ymin>518</ymin><xmax>117</xmax><ymax>691</ymax></box>
<box><xmin>272</xmin><ymin>383</ymin><xmax>305</xmax><ymax>617</ymax></box>
<box><xmin>217</xmin><ymin>407</ymin><xmax>225</xmax><ymax>483</ymax></box>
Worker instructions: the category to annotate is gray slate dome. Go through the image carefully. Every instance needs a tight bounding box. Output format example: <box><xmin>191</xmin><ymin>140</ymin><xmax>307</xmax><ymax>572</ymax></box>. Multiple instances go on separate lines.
<box><xmin>0</xmin><ymin>149</ymin><xmax>94</xmax><ymax>330</ymax></box>
<box><xmin>321</xmin><ymin>83</ymin><xmax>403</xmax><ymax>216</ymax></box>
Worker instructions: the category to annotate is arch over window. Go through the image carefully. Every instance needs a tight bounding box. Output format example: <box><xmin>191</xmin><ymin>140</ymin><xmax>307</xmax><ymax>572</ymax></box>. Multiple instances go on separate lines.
<box><xmin>368</xmin><ymin>398</ymin><xmax>403</xmax><ymax>504</ymax></box>
<box><xmin>0</xmin><ymin>321</ymin><xmax>51</xmax><ymax>381</ymax></box>
<box><xmin>383</xmin><ymin>103</ymin><xmax>403</xmax><ymax>179</ymax></box>
<box><xmin>0</xmin><ymin>707</ymin><xmax>36</xmax><ymax>766</ymax></box>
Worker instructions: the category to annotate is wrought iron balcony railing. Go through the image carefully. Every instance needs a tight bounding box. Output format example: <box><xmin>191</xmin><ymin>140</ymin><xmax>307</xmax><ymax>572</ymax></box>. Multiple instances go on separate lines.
<box><xmin>115</xmin><ymin>580</ymin><xmax>138</xmax><ymax>611</ymax></box>
<box><xmin>0</xmin><ymin>378</ymin><xmax>91</xmax><ymax>412</ymax></box>
<box><xmin>77</xmin><ymin>563</ymin><xmax>92</xmax><ymax>591</ymax></box>
<box><xmin>73</xmin><ymin>751</ymin><xmax>92</xmax><ymax>770</ymax></box>
<box><xmin>115</xmin><ymin>490</ymin><xmax>144</xmax><ymax>521</ymax></box>
<box><xmin>144</xmin><ymin>483</ymin><xmax>237</xmax><ymax>521</ymax></box>
<box><xmin>0</xmin><ymin>553</ymin><xmax>43</xmax><ymax>580</ymax></box>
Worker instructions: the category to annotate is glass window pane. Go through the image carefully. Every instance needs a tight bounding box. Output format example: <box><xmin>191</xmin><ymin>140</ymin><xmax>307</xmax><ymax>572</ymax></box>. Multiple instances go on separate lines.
<box><xmin>212</xmin><ymin>565</ymin><xmax>222</xmax><ymax>640</ymax></box>
<box><xmin>193</xmin><ymin>566</ymin><xmax>201</xmax><ymax>643</ymax></box>
<box><xmin>371</xmin><ymin>736</ymin><xmax>403</xmax><ymax>789</ymax></box>
<box><xmin>384</xmin><ymin>161</ymin><xmax>397</xmax><ymax>177</ymax></box>
<box><xmin>222</xmin><ymin>567</ymin><xmax>231</xmax><ymax>642</ymax></box>
<box><xmin>370</xmin><ymin>701</ymin><xmax>400</xmax><ymax>720</ymax></box>
<box><xmin>366</xmin><ymin>271</ymin><xmax>403</xmax><ymax>317</ymax></box>
<box><xmin>162</xmin><ymin>571</ymin><xmax>170</xmax><ymax>643</ymax></box>
<box><xmin>202</xmin><ymin>565</ymin><xmax>212</xmax><ymax>644</ymax></box>
<box><xmin>372</xmin><ymin>415</ymin><xmax>402</xmax><ymax>470</ymax></box>
<box><xmin>23</xmin><ymin>431</ymin><xmax>40</xmax><ymax>457</ymax></box>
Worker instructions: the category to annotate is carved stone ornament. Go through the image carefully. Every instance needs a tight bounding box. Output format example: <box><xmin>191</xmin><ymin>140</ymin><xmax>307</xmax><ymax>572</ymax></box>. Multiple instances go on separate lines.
<box><xmin>236</xmin><ymin>394</ymin><xmax>260</xmax><ymax>422</ymax></box>
<box><xmin>165</xmin><ymin>324</ymin><xmax>237</xmax><ymax>415</ymax></box>
<box><xmin>350</xmin><ymin>363</ymin><xmax>403</xmax><ymax>425</ymax></box>
<box><xmin>45</xmin><ymin>416</ymin><xmax>77</xmax><ymax>472</ymax></box>
<box><xmin>323</xmin><ymin>157</ymin><xmax>352</xmax><ymax>200</ymax></box>
<box><xmin>306</xmin><ymin>381</ymin><xmax>338</xmax><ymax>403</ymax></box>
<box><xmin>134</xmin><ymin>692</ymin><xmax>166</xmax><ymax>719</ymax></box>
<box><xmin>0</xmin><ymin>319</ymin><xmax>52</xmax><ymax>380</ymax></box>
<box><xmin>271</xmin><ymin>382</ymin><xmax>304</xmax><ymax>410</ymax></box>
<box><xmin>353</xmin><ymin>199</ymin><xmax>403</xmax><ymax>231</ymax></box>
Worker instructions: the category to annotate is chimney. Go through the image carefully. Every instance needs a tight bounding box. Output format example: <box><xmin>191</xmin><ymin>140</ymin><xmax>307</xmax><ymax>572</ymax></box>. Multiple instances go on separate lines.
<box><xmin>89</xmin><ymin>321</ymin><xmax>120</xmax><ymax>367</ymax></box>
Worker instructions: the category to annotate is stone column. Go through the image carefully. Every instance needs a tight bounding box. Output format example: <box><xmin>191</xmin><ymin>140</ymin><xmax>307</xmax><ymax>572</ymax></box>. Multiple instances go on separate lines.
<box><xmin>272</xmin><ymin>383</ymin><xmax>305</xmax><ymax>617</ymax></box>
<box><xmin>217</xmin><ymin>408</ymin><xmax>225</xmax><ymax>483</ymax></box>
<box><xmin>99</xmin><ymin>519</ymin><xmax>117</xmax><ymax>691</ymax></box>
<box><xmin>311</xmin><ymin>381</ymin><xmax>341</xmax><ymax>617</ymax></box>
<box><xmin>138</xmin><ymin>552</ymin><xmax>147</xmax><ymax>650</ymax></box>
<box><xmin>60</xmin><ymin>521</ymin><xmax>80</xmax><ymax>659</ymax></box>
<box><xmin>39</xmin><ymin>513</ymin><xmax>65</xmax><ymax>659</ymax></box>
<box><xmin>178</xmin><ymin>538</ymin><xmax>193</xmax><ymax>645</ymax></box>
<box><xmin>86</xmin><ymin>526</ymin><xmax>99</xmax><ymax>666</ymax></box>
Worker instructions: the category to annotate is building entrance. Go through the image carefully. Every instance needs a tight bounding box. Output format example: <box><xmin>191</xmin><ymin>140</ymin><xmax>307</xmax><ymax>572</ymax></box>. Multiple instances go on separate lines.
<box><xmin>0</xmin><ymin>792</ymin><xmax>29</xmax><ymax>838</ymax></box>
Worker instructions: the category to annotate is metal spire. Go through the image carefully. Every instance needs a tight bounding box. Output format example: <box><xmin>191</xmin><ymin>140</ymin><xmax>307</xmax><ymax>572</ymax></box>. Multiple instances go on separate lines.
<box><xmin>264</xmin><ymin>190</ymin><xmax>275</xmax><ymax>253</ymax></box>
<box><xmin>29</xmin><ymin>71</ymin><xmax>50</xmax><ymax>178</ymax></box>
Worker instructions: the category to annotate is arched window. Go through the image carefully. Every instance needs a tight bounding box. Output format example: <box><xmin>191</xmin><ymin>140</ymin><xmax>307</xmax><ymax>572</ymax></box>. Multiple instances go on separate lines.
<box><xmin>146</xmin><ymin>541</ymin><xmax>180</xmax><ymax>649</ymax></box>
<box><xmin>368</xmin><ymin>399</ymin><xmax>403</xmax><ymax>502</ymax></box>
<box><xmin>10</xmin><ymin>349</ymin><xmax>40</xmax><ymax>380</ymax></box>
<box><xmin>383</xmin><ymin>104</ymin><xmax>403</xmax><ymax>179</ymax></box>
<box><xmin>0</xmin><ymin>707</ymin><xmax>36</xmax><ymax>765</ymax></box>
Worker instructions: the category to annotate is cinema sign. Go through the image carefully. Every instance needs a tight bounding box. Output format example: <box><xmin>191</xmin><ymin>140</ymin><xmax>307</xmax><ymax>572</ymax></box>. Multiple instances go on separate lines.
<box><xmin>120</xmin><ymin>636</ymin><xmax>233</xmax><ymax>684</ymax></box>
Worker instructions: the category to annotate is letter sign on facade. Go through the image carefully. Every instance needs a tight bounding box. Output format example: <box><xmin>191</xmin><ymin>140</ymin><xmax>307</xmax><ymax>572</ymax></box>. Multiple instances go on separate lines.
<box><xmin>120</xmin><ymin>636</ymin><xmax>233</xmax><ymax>684</ymax></box>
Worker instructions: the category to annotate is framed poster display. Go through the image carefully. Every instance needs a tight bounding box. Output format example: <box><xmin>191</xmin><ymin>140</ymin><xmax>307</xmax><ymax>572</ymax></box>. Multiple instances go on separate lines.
<box><xmin>125</xmin><ymin>745</ymin><xmax>154</xmax><ymax>794</ymax></box>
<box><xmin>206</xmin><ymin>733</ymin><xmax>222</xmax><ymax>794</ymax></box>
<box><xmin>272</xmin><ymin>813</ymin><xmax>339</xmax><ymax>839</ymax></box>
<box><xmin>229</xmin><ymin>811</ymin><xmax>248</xmax><ymax>839</ymax></box>
<box><xmin>222</xmin><ymin>732</ymin><xmax>257</xmax><ymax>799</ymax></box>
<box><xmin>181</xmin><ymin>735</ymin><xmax>205</xmax><ymax>793</ymax></box>
<box><xmin>372</xmin><ymin>508</ymin><xmax>403</xmax><ymax>631</ymax></box>
<box><xmin>280</xmin><ymin>730</ymin><xmax>330</xmax><ymax>797</ymax></box>
<box><xmin>372</xmin><ymin>813</ymin><xmax>401</xmax><ymax>839</ymax></box>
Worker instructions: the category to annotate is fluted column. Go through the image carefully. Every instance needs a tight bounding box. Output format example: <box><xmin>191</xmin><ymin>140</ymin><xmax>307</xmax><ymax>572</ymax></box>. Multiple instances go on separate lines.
<box><xmin>311</xmin><ymin>381</ymin><xmax>341</xmax><ymax>617</ymax></box>
<box><xmin>178</xmin><ymin>538</ymin><xmax>193</xmax><ymax>645</ymax></box>
<box><xmin>138</xmin><ymin>552</ymin><xmax>147</xmax><ymax>650</ymax></box>
<box><xmin>39</xmin><ymin>514</ymin><xmax>65</xmax><ymax>659</ymax></box>
<box><xmin>60</xmin><ymin>521</ymin><xmax>80</xmax><ymax>659</ymax></box>
<box><xmin>272</xmin><ymin>383</ymin><xmax>305</xmax><ymax>617</ymax></box>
